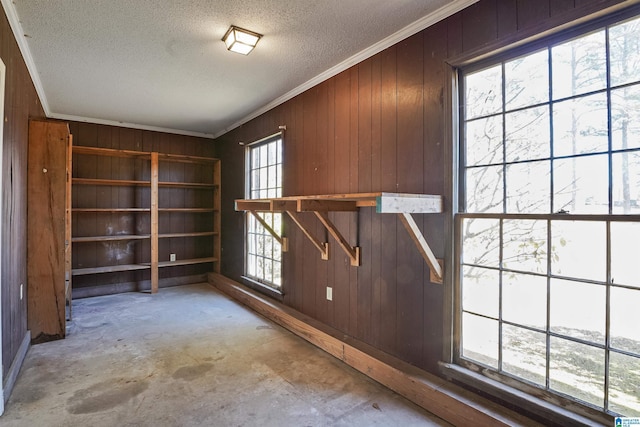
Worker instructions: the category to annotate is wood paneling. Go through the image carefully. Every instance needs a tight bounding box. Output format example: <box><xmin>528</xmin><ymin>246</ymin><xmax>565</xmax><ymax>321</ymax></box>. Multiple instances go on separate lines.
<box><xmin>212</xmin><ymin>0</ymin><xmax>631</xmax><ymax>374</ymax></box>
<box><xmin>1</xmin><ymin>6</ymin><xmax>46</xmax><ymax>378</ymax></box>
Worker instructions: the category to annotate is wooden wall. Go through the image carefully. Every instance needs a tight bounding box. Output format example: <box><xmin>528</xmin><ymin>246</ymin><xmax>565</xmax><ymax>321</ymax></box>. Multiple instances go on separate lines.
<box><xmin>69</xmin><ymin>121</ymin><xmax>216</xmax><ymax>297</ymax></box>
<box><xmin>1</xmin><ymin>7</ymin><xmax>46</xmax><ymax>378</ymax></box>
<box><xmin>214</xmin><ymin>0</ymin><xmax>632</xmax><ymax>374</ymax></box>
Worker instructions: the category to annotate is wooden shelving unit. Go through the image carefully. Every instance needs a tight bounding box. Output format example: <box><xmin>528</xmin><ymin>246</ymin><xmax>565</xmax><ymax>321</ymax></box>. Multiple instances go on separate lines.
<box><xmin>235</xmin><ymin>192</ymin><xmax>444</xmax><ymax>283</ymax></box>
<box><xmin>71</xmin><ymin>146</ymin><xmax>220</xmax><ymax>293</ymax></box>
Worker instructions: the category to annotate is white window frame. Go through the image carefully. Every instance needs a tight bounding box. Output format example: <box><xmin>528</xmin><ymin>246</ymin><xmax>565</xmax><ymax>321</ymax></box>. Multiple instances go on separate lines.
<box><xmin>452</xmin><ymin>9</ymin><xmax>640</xmax><ymax>422</ymax></box>
<box><xmin>244</xmin><ymin>133</ymin><xmax>283</xmax><ymax>289</ymax></box>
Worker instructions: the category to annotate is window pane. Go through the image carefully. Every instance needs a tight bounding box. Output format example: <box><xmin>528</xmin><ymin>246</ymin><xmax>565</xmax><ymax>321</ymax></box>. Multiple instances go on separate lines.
<box><xmin>553</xmin><ymin>93</ymin><xmax>608</xmax><ymax>157</ymax></box>
<box><xmin>611</xmin><ymin>222</ymin><xmax>640</xmax><ymax>288</ymax></box>
<box><xmin>609</xmin><ymin>352</ymin><xmax>640</xmax><ymax>416</ymax></box>
<box><xmin>247</xmin><ymin>254</ymin><xmax>256</xmax><ymax>276</ymax></box>
<box><xmin>550</xmin><ymin>338</ymin><xmax>604</xmax><ymax>408</ymax></box>
<box><xmin>505</xmin><ymin>50</ymin><xmax>549</xmax><ymax>110</ymax></box>
<box><xmin>465</xmin><ymin>64</ymin><xmax>502</xmax><ymax>119</ymax></box>
<box><xmin>503</xmin><ymin>325</ymin><xmax>546</xmax><ymax>386</ymax></box>
<box><xmin>465</xmin><ymin>116</ymin><xmax>503</xmax><ymax>166</ymax></box>
<box><xmin>506</xmin><ymin>160</ymin><xmax>550</xmax><ymax>214</ymax></box>
<box><xmin>461</xmin><ymin>218</ymin><xmax>500</xmax><ymax>267</ymax></box>
<box><xmin>610</xmin><ymin>287</ymin><xmax>640</xmax><ymax>354</ymax></box>
<box><xmin>553</xmin><ymin>154</ymin><xmax>609</xmax><ymax>214</ymax></box>
<box><xmin>273</xmin><ymin>261</ymin><xmax>282</xmax><ymax>286</ymax></box>
<box><xmin>502</xmin><ymin>219</ymin><xmax>547</xmax><ymax>274</ymax></box>
<box><xmin>505</xmin><ymin>106</ymin><xmax>550</xmax><ymax>162</ymax></box>
<box><xmin>551</xmin><ymin>221</ymin><xmax>605</xmax><ymax>281</ymax></box>
<box><xmin>550</xmin><ymin>279</ymin><xmax>605</xmax><ymax>344</ymax></box>
<box><xmin>552</xmin><ymin>31</ymin><xmax>607</xmax><ymax>99</ymax></box>
<box><xmin>610</xmin><ymin>16</ymin><xmax>640</xmax><ymax>87</ymax></box>
<box><xmin>259</xmin><ymin>144</ymin><xmax>268</xmax><ymax>167</ymax></box>
<box><xmin>466</xmin><ymin>166</ymin><xmax>504</xmax><ymax>213</ymax></box>
<box><xmin>462</xmin><ymin>312</ymin><xmax>498</xmax><ymax>368</ymax></box>
<box><xmin>611</xmin><ymin>84</ymin><xmax>640</xmax><ymax>151</ymax></box>
<box><xmin>612</xmin><ymin>151</ymin><xmax>640</xmax><ymax>215</ymax></box>
<box><xmin>462</xmin><ymin>266</ymin><xmax>499</xmax><ymax>318</ymax></box>
<box><xmin>503</xmin><ymin>272</ymin><xmax>547</xmax><ymax>329</ymax></box>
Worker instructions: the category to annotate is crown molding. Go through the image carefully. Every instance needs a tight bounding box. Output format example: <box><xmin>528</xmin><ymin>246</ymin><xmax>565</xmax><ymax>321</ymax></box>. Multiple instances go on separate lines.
<box><xmin>50</xmin><ymin>113</ymin><xmax>216</xmax><ymax>139</ymax></box>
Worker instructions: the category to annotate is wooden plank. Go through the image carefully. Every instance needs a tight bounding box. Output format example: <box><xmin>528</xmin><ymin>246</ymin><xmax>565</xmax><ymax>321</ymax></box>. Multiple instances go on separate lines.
<box><xmin>72</xmin><ymin>235</ymin><xmax>151</xmax><ymax>242</ymax></box>
<box><xmin>72</xmin><ymin>145</ymin><xmax>150</xmax><ymax>158</ymax></box>
<box><xmin>151</xmin><ymin>152</ymin><xmax>159</xmax><ymax>293</ymax></box>
<box><xmin>286</xmin><ymin>211</ymin><xmax>329</xmax><ymax>260</ymax></box>
<box><xmin>314</xmin><ymin>211</ymin><xmax>360</xmax><ymax>266</ymax></box>
<box><xmin>398</xmin><ymin>213</ymin><xmax>443</xmax><ymax>284</ymax></box>
<box><xmin>158</xmin><ymin>181</ymin><xmax>217</xmax><ymax>189</ymax></box>
<box><xmin>27</xmin><ymin>120</ymin><xmax>69</xmax><ymax>342</ymax></box>
<box><xmin>248</xmin><ymin>210</ymin><xmax>286</xmax><ymax>250</ymax></box>
<box><xmin>159</xmin><ymin>231</ymin><xmax>218</xmax><ymax>238</ymax></box>
<box><xmin>270</xmin><ymin>199</ymin><xmax>297</xmax><ymax>211</ymax></box>
<box><xmin>208</xmin><ymin>274</ymin><xmax>541</xmax><ymax>427</ymax></box>
<box><xmin>376</xmin><ymin>193</ymin><xmax>443</xmax><ymax>213</ymax></box>
<box><xmin>235</xmin><ymin>200</ymin><xmax>271</xmax><ymax>211</ymax></box>
<box><xmin>73</xmin><ymin>178</ymin><xmax>150</xmax><ymax>186</ymax></box>
<box><xmin>73</xmin><ymin>208</ymin><xmax>151</xmax><ymax>212</ymax></box>
<box><xmin>297</xmin><ymin>199</ymin><xmax>358</xmax><ymax>212</ymax></box>
<box><xmin>72</xmin><ymin>264</ymin><xmax>150</xmax><ymax>275</ymax></box>
<box><xmin>65</xmin><ymin>133</ymin><xmax>73</xmax><ymax>321</ymax></box>
<box><xmin>157</xmin><ymin>257</ymin><xmax>216</xmax><ymax>267</ymax></box>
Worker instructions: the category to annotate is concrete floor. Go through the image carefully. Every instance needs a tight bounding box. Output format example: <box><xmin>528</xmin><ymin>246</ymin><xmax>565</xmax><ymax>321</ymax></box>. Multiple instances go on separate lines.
<box><xmin>3</xmin><ymin>283</ymin><xmax>450</xmax><ymax>426</ymax></box>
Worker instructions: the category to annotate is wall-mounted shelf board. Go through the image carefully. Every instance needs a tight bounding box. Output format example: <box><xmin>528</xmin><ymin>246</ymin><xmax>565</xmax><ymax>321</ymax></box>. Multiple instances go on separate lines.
<box><xmin>235</xmin><ymin>192</ymin><xmax>444</xmax><ymax>284</ymax></box>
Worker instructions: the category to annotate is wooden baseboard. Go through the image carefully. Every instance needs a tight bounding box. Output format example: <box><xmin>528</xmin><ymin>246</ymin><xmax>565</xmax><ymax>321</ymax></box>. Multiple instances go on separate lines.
<box><xmin>2</xmin><ymin>331</ymin><xmax>30</xmax><ymax>406</ymax></box>
<box><xmin>208</xmin><ymin>273</ymin><xmax>541</xmax><ymax>427</ymax></box>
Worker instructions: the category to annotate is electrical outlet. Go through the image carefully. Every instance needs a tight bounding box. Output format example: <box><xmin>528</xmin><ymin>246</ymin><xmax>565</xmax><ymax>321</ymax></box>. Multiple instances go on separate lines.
<box><xmin>326</xmin><ymin>286</ymin><xmax>333</xmax><ymax>301</ymax></box>
<box><xmin>20</xmin><ymin>283</ymin><xmax>23</xmax><ymax>300</ymax></box>
<box><xmin>170</xmin><ymin>253</ymin><xmax>176</xmax><ymax>262</ymax></box>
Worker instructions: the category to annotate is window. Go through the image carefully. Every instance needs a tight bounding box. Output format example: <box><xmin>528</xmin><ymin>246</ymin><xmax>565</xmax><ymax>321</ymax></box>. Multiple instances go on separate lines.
<box><xmin>458</xmin><ymin>14</ymin><xmax>640</xmax><ymax>417</ymax></box>
<box><xmin>245</xmin><ymin>134</ymin><xmax>283</xmax><ymax>289</ymax></box>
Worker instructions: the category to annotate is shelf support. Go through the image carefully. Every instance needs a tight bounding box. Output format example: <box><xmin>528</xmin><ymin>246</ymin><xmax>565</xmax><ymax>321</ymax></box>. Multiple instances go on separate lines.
<box><xmin>248</xmin><ymin>210</ymin><xmax>288</xmax><ymax>252</ymax></box>
<box><xmin>398</xmin><ymin>213</ymin><xmax>443</xmax><ymax>284</ymax></box>
<box><xmin>150</xmin><ymin>152</ymin><xmax>159</xmax><ymax>293</ymax></box>
<box><xmin>314</xmin><ymin>211</ymin><xmax>360</xmax><ymax>267</ymax></box>
<box><xmin>286</xmin><ymin>211</ymin><xmax>329</xmax><ymax>260</ymax></box>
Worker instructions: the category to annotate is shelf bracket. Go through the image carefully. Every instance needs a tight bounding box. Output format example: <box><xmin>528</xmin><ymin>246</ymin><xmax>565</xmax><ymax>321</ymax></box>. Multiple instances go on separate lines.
<box><xmin>313</xmin><ymin>211</ymin><xmax>360</xmax><ymax>267</ymax></box>
<box><xmin>398</xmin><ymin>213</ymin><xmax>443</xmax><ymax>284</ymax></box>
<box><xmin>248</xmin><ymin>210</ymin><xmax>288</xmax><ymax>252</ymax></box>
<box><xmin>285</xmin><ymin>211</ymin><xmax>329</xmax><ymax>260</ymax></box>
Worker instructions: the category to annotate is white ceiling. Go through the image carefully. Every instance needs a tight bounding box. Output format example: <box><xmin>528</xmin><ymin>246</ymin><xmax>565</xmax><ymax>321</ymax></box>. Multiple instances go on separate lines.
<box><xmin>4</xmin><ymin>0</ymin><xmax>476</xmax><ymax>139</ymax></box>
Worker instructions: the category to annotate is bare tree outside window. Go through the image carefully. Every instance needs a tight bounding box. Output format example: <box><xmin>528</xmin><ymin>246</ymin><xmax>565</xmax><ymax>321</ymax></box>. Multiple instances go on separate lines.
<box><xmin>459</xmin><ymin>15</ymin><xmax>640</xmax><ymax>417</ymax></box>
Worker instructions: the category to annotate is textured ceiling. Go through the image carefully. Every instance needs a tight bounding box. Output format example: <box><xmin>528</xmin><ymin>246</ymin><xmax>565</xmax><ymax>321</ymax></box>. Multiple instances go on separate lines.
<box><xmin>5</xmin><ymin>0</ymin><xmax>475</xmax><ymax>138</ymax></box>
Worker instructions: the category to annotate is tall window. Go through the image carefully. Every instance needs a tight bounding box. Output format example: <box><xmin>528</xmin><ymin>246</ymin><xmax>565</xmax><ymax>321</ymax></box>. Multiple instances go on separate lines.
<box><xmin>245</xmin><ymin>134</ymin><xmax>283</xmax><ymax>289</ymax></box>
<box><xmin>458</xmin><ymin>14</ymin><xmax>640</xmax><ymax>417</ymax></box>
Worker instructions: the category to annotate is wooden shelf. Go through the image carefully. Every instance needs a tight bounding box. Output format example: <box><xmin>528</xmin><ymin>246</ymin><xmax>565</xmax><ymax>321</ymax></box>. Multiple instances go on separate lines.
<box><xmin>72</xmin><ymin>264</ymin><xmax>151</xmax><ymax>276</ymax></box>
<box><xmin>73</xmin><ymin>178</ymin><xmax>150</xmax><ymax>186</ymax></box>
<box><xmin>156</xmin><ymin>257</ymin><xmax>217</xmax><ymax>268</ymax></box>
<box><xmin>158</xmin><ymin>153</ymin><xmax>219</xmax><ymax>164</ymax></box>
<box><xmin>72</xmin><ymin>235</ymin><xmax>150</xmax><ymax>243</ymax></box>
<box><xmin>72</xmin><ymin>146</ymin><xmax>151</xmax><ymax>159</ymax></box>
<box><xmin>159</xmin><ymin>231</ymin><xmax>218</xmax><ymax>238</ymax></box>
<box><xmin>158</xmin><ymin>208</ymin><xmax>216</xmax><ymax>213</ymax></box>
<box><xmin>158</xmin><ymin>181</ymin><xmax>218</xmax><ymax>189</ymax></box>
<box><xmin>235</xmin><ymin>192</ymin><xmax>444</xmax><ymax>283</ymax></box>
<box><xmin>72</xmin><ymin>208</ymin><xmax>151</xmax><ymax>213</ymax></box>
<box><xmin>72</xmin><ymin>144</ymin><xmax>221</xmax><ymax>293</ymax></box>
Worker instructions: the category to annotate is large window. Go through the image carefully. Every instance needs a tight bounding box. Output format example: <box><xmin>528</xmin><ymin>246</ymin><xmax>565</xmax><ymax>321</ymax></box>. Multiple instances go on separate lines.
<box><xmin>245</xmin><ymin>134</ymin><xmax>283</xmax><ymax>289</ymax></box>
<box><xmin>458</xmin><ymin>13</ymin><xmax>640</xmax><ymax>417</ymax></box>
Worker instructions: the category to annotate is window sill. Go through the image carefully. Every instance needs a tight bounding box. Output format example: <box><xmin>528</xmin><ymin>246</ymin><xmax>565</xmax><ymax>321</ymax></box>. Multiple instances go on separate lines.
<box><xmin>240</xmin><ymin>276</ymin><xmax>284</xmax><ymax>302</ymax></box>
<box><xmin>438</xmin><ymin>362</ymin><xmax>612</xmax><ymax>427</ymax></box>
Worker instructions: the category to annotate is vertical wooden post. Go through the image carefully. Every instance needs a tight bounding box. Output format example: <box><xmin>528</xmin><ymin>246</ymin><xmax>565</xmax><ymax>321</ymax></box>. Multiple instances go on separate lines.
<box><xmin>151</xmin><ymin>152</ymin><xmax>159</xmax><ymax>293</ymax></box>
<box><xmin>65</xmin><ymin>133</ymin><xmax>73</xmax><ymax>319</ymax></box>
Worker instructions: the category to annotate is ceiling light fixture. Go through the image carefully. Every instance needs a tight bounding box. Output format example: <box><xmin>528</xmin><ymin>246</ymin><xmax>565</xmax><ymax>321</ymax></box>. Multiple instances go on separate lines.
<box><xmin>222</xmin><ymin>26</ymin><xmax>262</xmax><ymax>55</ymax></box>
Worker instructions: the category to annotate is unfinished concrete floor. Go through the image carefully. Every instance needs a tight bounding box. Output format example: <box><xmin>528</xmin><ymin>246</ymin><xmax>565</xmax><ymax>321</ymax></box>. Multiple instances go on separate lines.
<box><xmin>3</xmin><ymin>283</ymin><xmax>451</xmax><ymax>426</ymax></box>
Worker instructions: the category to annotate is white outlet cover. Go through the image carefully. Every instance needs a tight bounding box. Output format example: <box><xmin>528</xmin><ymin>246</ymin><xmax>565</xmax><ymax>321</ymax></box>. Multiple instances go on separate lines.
<box><xmin>326</xmin><ymin>286</ymin><xmax>333</xmax><ymax>301</ymax></box>
<box><xmin>170</xmin><ymin>253</ymin><xmax>176</xmax><ymax>262</ymax></box>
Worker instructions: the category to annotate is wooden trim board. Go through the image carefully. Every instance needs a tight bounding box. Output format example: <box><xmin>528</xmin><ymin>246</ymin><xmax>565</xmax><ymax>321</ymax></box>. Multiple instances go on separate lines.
<box><xmin>207</xmin><ymin>273</ymin><xmax>541</xmax><ymax>427</ymax></box>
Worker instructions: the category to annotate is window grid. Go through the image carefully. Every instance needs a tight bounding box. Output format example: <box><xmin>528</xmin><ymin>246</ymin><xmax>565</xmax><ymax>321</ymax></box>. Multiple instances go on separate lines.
<box><xmin>458</xmin><ymin>14</ymin><xmax>640</xmax><ymax>417</ymax></box>
<box><xmin>246</xmin><ymin>137</ymin><xmax>283</xmax><ymax>288</ymax></box>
